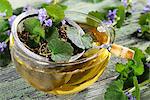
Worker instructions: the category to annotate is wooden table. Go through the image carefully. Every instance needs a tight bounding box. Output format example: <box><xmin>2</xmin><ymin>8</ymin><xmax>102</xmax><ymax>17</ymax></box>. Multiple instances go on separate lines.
<box><xmin>0</xmin><ymin>0</ymin><xmax>150</xmax><ymax>99</ymax></box>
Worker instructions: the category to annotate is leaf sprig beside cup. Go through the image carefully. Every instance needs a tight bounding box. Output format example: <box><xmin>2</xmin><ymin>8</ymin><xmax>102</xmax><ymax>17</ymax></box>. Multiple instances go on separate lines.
<box><xmin>0</xmin><ymin>0</ymin><xmax>15</xmax><ymax>66</ymax></box>
<box><xmin>21</xmin><ymin>4</ymin><xmax>94</xmax><ymax>62</ymax></box>
<box><xmin>104</xmin><ymin>47</ymin><xmax>150</xmax><ymax>100</ymax></box>
<box><xmin>87</xmin><ymin>0</ymin><xmax>133</xmax><ymax>28</ymax></box>
<box><xmin>137</xmin><ymin>12</ymin><xmax>150</xmax><ymax>40</ymax></box>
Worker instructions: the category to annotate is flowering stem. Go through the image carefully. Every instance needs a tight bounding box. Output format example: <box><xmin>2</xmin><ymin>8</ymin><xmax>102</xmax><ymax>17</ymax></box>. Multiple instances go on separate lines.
<box><xmin>5</xmin><ymin>38</ymin><xmax>10</xmax><ymax>43</ymax></box>
<box><xmin>133</xmin><ymin>76</ymin><xmax>140</xmax><ymax>100</ymax></box>
<box><xmin>126</xmin><ymin>79</ymin><xmax>150</xmax><ymax>93</ymax></box>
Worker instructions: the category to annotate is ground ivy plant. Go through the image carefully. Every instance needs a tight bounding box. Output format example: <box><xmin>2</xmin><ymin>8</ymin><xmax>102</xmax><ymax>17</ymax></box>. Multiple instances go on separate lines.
<box><xmin>104</xmin><ymin>47</ymin><xmax>150</xmax><ymax>100</ymax></box>
<box><xmin>133</xmin><ymin>0</ymin><xmax>150</xmax><ymax>40</ymax></box>
<box><xmin>137</xmin><ymin>12</ymin><xmax>150</xmax><ymax>40</ymax></box>
<box><xmin>87</xmin><ymin>0</ymin><xmax>132</xmax><ymax>28</ymax></box>
<box><xmin>21</xmin><ymin>3</ymin><xmax>94</xmax><ymax>62</ymax></box>
<box><xmin>0</xmin><ymin>0</ymin><xmax>15</xmax><ymax>66</ymax></box>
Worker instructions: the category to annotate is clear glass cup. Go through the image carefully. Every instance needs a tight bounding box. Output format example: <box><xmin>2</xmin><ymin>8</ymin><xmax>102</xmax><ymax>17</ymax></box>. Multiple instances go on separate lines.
<box><xmin>10</xmin><ymin>11</ymin><xmax>134</xmax><ymax>95</ymax></box>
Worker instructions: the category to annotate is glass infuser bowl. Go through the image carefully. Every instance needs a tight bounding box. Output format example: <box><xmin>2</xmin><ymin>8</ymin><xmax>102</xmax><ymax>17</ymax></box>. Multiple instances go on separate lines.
<box><xmin>10</xmin><ymin>11</ymin><xmax>134</xmax><ymax>95</ymax></box>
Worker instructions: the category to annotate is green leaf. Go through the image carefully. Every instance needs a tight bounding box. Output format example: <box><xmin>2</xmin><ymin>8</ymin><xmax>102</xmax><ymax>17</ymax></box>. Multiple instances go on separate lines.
<box><xmin>139</xmin><ymin>13</ymin><xmax>150</xmax><ymax>26</ymax></box>
<box><xmin>34</xmin><ymin>36</ymin><xmax>41</xmax><ymax>43</ymax></box>
<box><xmin>27</xmin><ymin>39</ymin><xmax>39</xmax><ymax>48</ymax></box>
<box><xmin>51</xmin><ymin>53</ymin><xmax>71</xmax><ymax>62</ymax></box>
<box><xmin>81</xmin><ymin>34</ymin><xmax>93</xmax><ymax>49</ymax></box>
<box><xmin>133</xmin><ymin>76</ymin><xmax>140</xmax><ymax>100</ymax></box>
<box><xmin>0</xmin><ymin>0</ymin><xmax>13</xmax><ymax>17</ymax></box>
<box><xmin>131</xmin><ymin>47</ymin><xmax>145</xmax><ymax>63</ymax></box>
<box><xmin>33</xmin><ymin>26</ymin><xmax>45</xmax><ymax>39</ymax></box>
<box><xmin>48</xmin><ymin>39</ymin><xmax>73</xmax><ymax>54</ymax></box>
<box><xmin>131</xmin><ymin>64</ymin><xmax>144</xmax><ymax>76</ymax></box>
<box><xmin>0</xmin><ymin>47</ymin><xmax>11</xmax><ymax>67</ymax></box>
<box><xmin>66</xmin><ymin>26</ymin><xmax>85</xmax><ymax>49</ymax></box>
<box><xmin>131</xmin><ymin>47</ymin><xmax>145</xmax><ymax>76</ymax></box>
<box><xmin>24</xmin><ymin>18</ymin><xmax>45</xmax><ymax>40</ymax></box>
<box><xmin>145</xmin><ymin>46</ymin><xmax>150</xmax><ymax>55</ymax></box>
<box><xmin>45</xmin><ymin>4</ymin><xmax>67</xmax><ymax>22</ymax></box>
<box><xmin>116</xmin><ymin>6</ymin><xmax>125</xmax><ymax>28</ymax></box>
<box><xmin>13</xmin><ymin>7</ymin><xmax>23</xmax><ymax>15</ymax></box>
<box><xmin>0</xmin><ymin>18</ymin><xmax>9</xmax><ymax>32</ymax></box>
<box><xmin>48</xmin><ymin>39</ymin><xmax>74</xmax><ymax>62</ymax></box>
<box><xmin>0</xmin><ymin>33</ymin><xmax>8</xmax><ymax>42</ymax></box>
<box><xmin>141</xmin><ymin>25</ymin><xmax>150</xmax><ymax>33</ymax></box>
<box><xmin>115</xmin><ymin>63</ymin><xmax>126</xmax><ymax>73</ymax></box>
<box><xmin>104</xmin><ymin>80</ymin><xmax>128</xmax><ymax>100</ymax></box>
<box><xmin>46</xmin><ymin>27</ymin><xmax>59</xmax><ymax>41</ymax></box>
<box><xmin>88</xmin><ymin>11</ymin><xmax>106</xmax><ymax>20</ymax></box>
<box><xmin>138</xmin><ymin>13</ymin><xmax>150</xmax><ymax>40</ymax></box>
<box><xmin>24</xmin><ymin>18</ymin><xmax>41</xmax><ymax>33</ymax></box>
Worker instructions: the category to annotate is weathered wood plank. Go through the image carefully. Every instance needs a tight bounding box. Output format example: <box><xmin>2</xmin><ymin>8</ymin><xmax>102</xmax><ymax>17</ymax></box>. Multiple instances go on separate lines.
<box><xmin>0</xmin><ymin>0</ymin><xmax>150</xmax><ymax>99</ymax></box>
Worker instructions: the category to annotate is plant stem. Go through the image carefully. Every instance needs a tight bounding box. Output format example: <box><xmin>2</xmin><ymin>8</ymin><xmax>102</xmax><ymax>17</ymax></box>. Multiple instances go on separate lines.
<box><xmin>5</xmin><ymin>37</ymin><xmax>10</xmax><ymax>43</ymax></box>
<box><xmin>126</xmin><ymin>79</ymin><xmax>150</xmax><ymax>100</ymax></box>
<box><xmin>133</xmin><ymin>76</ymin><xmax>140</xmax><ymax>100</ymax></box>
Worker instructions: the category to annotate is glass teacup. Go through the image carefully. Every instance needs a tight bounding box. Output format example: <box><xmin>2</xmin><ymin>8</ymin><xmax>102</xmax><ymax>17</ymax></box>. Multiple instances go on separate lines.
<box><xmin>10</xmin><ymin>11</ymin><xmax>134</xmax><ymax>95</ymax></box>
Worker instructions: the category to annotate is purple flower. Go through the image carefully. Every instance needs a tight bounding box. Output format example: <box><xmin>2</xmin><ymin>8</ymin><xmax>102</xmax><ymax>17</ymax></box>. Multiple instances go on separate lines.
<box><xmin>122</xmin><ymin>0</ymin><xmax>128</xmax><ymax>7</ymax></box>
<box><xmin>145</xmin><ymin>63</ymin><xmax>150</xmax><ymax>68</ymax></box>
<box><xmin>125</xmin><ymin>92</ymin><xmax>136</xmax><ymax>100</ymax></box>
<box><xmin>137</xmin><ymin>28</ymin><xmax>142</xmax><ymax>33</ymax></box>
<box><xmin>107</xmin><ymin>9</ymin><xmax>117</xmax><ymax>23</ymax></box>
<box><xmin>44</xmin><ymin>19</ymin><xmax>52</xmax><ymax>27</ymax></box>
<box><xmin>7</xmin><ymin>30</ymin><xmax>11</xmax><ymax>36</ymax></box>
<box><xmin>0</xmin><ymin>12</ymin><xmax>6</xmax><ymax>17</ymax></box>
<box><xmin>8</xmin><ymin>15</ymin><xmax>17</xmax><ymax>26</ymax></box>
<box><xmin>61</xmin><ymin>20</ymin><xmax>66</xmax><ymax>25</ymax></box>
<box><xmin>143</xmin><ymin>5</ymin><xmax>150</xmax><ymax>13</ymax></box>
<box><xmin>103</xmin><ymin>20</ymin><xmax>113</xmax><ymax>26</ymax></box>
<box><xmin>38</xmin><ymin>8</ymin><xmax>47</xmax><ymax>24</ymax></box>
<box><xmin>0</xmin><ymin>42</ymin><xmax>7</xmax><ymax>52</ymax></box>
<box><xmin>142</xmin><ymin>0</ymin><xmax>150</xmax><ymax>13</ymax></box>
<box><xmin>45</xmin><ymin>0</ymin><xmax>52</xmax><ymax>4</ymax></box>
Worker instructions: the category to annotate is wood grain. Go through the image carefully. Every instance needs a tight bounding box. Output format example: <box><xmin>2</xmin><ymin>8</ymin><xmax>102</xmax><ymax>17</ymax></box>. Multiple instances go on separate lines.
<box><xmin>0</xmin><ymin>0</ymin><xmax>150</xmax><ymax>100</ymax></box>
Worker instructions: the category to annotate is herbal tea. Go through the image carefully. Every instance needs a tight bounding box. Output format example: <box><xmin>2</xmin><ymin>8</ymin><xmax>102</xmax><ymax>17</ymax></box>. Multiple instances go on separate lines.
<box><xmin>11</xmin><ymin>21</ymin><xmax>110</xmax><ymax>93</ymax></box>
<box><xmin>10</xmin><ymin>4</ymin><xmax>111</xmax><ymax>94</ymax></box>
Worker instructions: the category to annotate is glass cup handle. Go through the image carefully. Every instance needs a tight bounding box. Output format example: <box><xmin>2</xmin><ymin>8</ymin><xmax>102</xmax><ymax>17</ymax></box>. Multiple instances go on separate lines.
<box><xmin>107</xmin><ymin>26</ymin><xmax>135</xmax><ymax>59</ymax></box>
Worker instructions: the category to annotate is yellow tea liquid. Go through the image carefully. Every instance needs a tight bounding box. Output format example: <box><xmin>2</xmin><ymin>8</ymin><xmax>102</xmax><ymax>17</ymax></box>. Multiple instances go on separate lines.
<box><xmin>11</xmin><ymin>23</ymin><xmax>111</xmax><ymax>95</ymax></box>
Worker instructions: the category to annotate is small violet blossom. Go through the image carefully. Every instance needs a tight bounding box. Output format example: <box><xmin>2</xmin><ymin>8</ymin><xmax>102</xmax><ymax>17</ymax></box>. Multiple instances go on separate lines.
<box><xmin>61</xmin><ymin>20</ymin><xmax>66</xmax><ymax>25</ymax></box>
<box><xmin>137</xmin><ymin>28</ymin><xmax>142</xmax><ymax>33</ymax></box>
<box><xmin>7</xmin><ymin>30</ymin><xmax>11</xmax><ymax>36</ymax></box>
<box><xmin>125</xmin><ymin>92</ymin><xmax>136</xmax><ymax>100</ymax></box>
<box><xmin>38</xmin><ymin>8</ymin><xmax>47</xmax><ymax>24</ymax></box>
<box><xmin>122</xmin><ymin>0</ymin><xmax>128</xmax><ymax>7</ymax></box>
<box><xmin>145</xmin><ymin>63</ymin><xmax>150</xmax><ymax>68</ymax></box>
<box><xmin>142</xmin><ymin>0</ymin><xmax>150</xmax><ymax>13</ymax></box>
<box><xmin>107</xmin><ymin>9</ymin><xmax>117</xmax><ymax>23</ymax></box>
<box><xmin>103</xmin><ymin>20</ymin><xmax>113</xmax><ymax>26</ymax></box>
<box><xmin>0</xmin><ymin>12</ymin><xmax>6</xmax><ymax>17</ymax></box>
<box><xmin>8</xmin><ymin>15</ymin><xmax>17</xmax><ymax>26</ymax></box>
<box><xmin>143</xmin><ymin>5</ymin><xmax>150</xmax><ymax>13</ymax></box>
<box><xmin>0</xmin><ymin>42</ymin><xmax>7</xmax><ymax>52</ymax></box>
<box><xmin>45</xmin><ymin>0</ymin><xmax>52</xmax><ymax>4</ymax></box>
<box><xmin>44</xmin><ymin>19</ymin><xmax>52</xmax><ymax>27</ymax></box>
